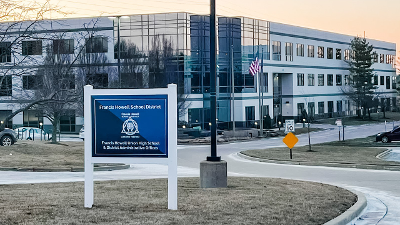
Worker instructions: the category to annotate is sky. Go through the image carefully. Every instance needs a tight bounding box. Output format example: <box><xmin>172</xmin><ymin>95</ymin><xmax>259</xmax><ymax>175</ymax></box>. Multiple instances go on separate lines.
<box><xmin>46</xmin><ymin>0</ymin><xmax>400</xmax><ymax>72</ymax></box>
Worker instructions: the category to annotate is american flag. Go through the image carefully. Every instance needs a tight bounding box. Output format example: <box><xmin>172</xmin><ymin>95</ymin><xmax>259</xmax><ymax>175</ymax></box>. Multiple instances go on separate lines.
<box><xmin>249</xmin><ymin>57</ymin><xmax>260</xmax><ymax>76</ymax></box>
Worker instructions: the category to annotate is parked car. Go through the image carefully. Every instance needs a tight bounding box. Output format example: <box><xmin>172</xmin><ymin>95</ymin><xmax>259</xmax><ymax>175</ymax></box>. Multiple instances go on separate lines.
<box><xmin>79</xmin><ymin>126</ymin><xmax>84</xmax><ymax>140</ymax></box>
<box><xmin>0</xmin><ymin>128</ymin><xmax>17</xmax><ymax>146</ymax></box>
<box><xmin>376</xmin><ymin>126</ymin><xmax>400</xmax><ymax>143</ymax></box>
<box><xmin>14</xmin><ymin>127</ymin><xmax>45</xmax><ymax>140</ymax></box>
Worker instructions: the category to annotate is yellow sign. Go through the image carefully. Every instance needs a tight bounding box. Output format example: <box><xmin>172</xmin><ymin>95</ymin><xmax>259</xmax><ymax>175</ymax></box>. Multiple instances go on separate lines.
<box><xmin>283</xmin><ymin>132</ymin><xmax>298</xmax><ymax>149</ymax></box>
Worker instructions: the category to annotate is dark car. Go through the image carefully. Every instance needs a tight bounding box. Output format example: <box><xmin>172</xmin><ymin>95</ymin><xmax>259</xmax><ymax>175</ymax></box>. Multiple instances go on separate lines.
<box><xmin>376</xmin><ymin>126</ymin><xmax>400</xmax><ymax>143</ymax></box>
<box><xmin>0</xmin><ymin>128</ymin><xmax>18</xmax><ymax>146</ymax></box>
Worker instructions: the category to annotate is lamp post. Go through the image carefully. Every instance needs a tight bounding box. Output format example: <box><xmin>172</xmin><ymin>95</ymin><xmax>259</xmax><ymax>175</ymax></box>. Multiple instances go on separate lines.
<box><xmin>39</xmin><ymin>122</ymin><xmax>43</xmax><ymax>141</ymax></box>
<box><xmin>200</xmin><ymin>0</ymin><xmax>227</xmax><ymax>189</ymax></box>
<box><xmin>278</xmin><ymin>121</ymin><xmax>281</xmax><ymax>131</ymax></box>
<box><xmin>303</xmin><ymin>118</ymin><xmax>306</xmax><ymax>128</ymax></box>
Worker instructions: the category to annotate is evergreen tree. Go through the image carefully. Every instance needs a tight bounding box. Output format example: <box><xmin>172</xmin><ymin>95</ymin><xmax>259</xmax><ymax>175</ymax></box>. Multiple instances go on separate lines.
<box><xmin>345</xmin><ymin>37</ymin><xmax>377</xmax><ymax>119</ymax></box>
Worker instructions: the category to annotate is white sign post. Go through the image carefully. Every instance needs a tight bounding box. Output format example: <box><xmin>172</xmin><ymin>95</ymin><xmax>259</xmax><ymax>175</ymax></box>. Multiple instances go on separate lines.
<box><xmin>84</xmin><ymin>84</ymin><xmax>177</xmax><ymax>210</ymax></box>
<box><xmin>285</xmin><ymin>119</ymin><xmax>295</xmax><ymax>133</ymax></box>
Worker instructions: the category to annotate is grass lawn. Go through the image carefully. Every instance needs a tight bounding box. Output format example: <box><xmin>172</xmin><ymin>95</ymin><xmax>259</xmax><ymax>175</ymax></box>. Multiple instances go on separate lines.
<box><xmin>0</xmin><ymin>140</ymin><xmax>84</xmax><ymax>169</ymax></box>
<box><xmin>0</xmin><ymin>177</ymin><xmax>356</xmax><ymax>225</ymax></box>
<box><xmin>314</xmin><ymin>111</ymin><xmax>400</xmax><ymax>126</ymax></box>
<box><xmin>242</xmin><ymin>136</ymin><xmax>400</xmax><ymax>169</ymax></box>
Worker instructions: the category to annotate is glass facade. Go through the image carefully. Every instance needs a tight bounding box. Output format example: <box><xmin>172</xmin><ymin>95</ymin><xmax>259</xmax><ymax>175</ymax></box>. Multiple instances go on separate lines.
<box><xmin>113</xmin><ymin>13</ymin><xmax>270</xmax><ymax>128</ymax></box>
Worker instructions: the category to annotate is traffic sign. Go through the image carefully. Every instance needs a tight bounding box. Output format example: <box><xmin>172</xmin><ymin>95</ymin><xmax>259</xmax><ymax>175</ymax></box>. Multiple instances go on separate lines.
<box><xmin>285</xmin><ymin>119</ymin><xmax>295</xmax><ymax>133</ymax></box>
<box><xmin>283</xmin><ymin>132</ymin><xmax>298</xmax><ymax>149</ymax></box>
<box><xmin>335</xmin><ymin>119</ymin><xmax>342</xmax><ymax>127</ymax></box>
<box><xmin>283</xmin><ymin>132</ymin><xmax>298</xmax><ymax>159</ymax></box>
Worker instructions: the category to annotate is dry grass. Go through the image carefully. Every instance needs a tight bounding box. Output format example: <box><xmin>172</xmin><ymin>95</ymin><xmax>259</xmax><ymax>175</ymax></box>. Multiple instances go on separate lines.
<box><xmin>0</xmin><ymin>177</ymin><xmax>356</xmax><ymax>225</ymax></box>
<box><xmin>0</xmin><ymin>140</ymin><xmax>83</xmax><ymax>168</ymax></box>
<box><xmin>243</xmin><ymin>136</ymin><xmax>400</xmax><ymax>168</ymax></box>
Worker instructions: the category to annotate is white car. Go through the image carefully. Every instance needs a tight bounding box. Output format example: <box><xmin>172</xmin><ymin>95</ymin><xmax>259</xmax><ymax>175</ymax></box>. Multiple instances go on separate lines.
<box><xmin>79</xmin><ymin>126</ymin><xmax>84</xmax><ymax>140</ymax></box>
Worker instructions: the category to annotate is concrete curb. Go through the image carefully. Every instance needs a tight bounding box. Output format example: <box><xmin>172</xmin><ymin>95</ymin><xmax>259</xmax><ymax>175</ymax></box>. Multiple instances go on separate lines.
<box><xmin>324</xmin><ymin>189</ymin><xmax>367</xmax><ymax>225</ymax></box>
<box><xmin>0</xmin><ymin>164</ymin><xmax>130</xmax><ymax>172</ymax></box>
<box><xmin>236</xmin><ymin>152</ymin><xmax>367</xmax><ymax>225</ymax></box>
<box><xmin>237</xmin><ymin>152</ymin><xmax>400</xmax><ymax>171</ymax></box>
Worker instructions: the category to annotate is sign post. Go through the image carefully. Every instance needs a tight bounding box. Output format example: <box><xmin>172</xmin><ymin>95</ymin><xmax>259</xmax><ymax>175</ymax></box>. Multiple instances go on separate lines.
<box><xmin>283</xmin><ymin>132</ymin><xmax>298</xmax><ymax>159</ymax></box>
<box><xmin>84</xmin><ymin>84</ymin><xmax>177</xmax><ymax>210</ymax></box>
<box><xmin>335</xmin><ymin>119</ymin><xmax>342</xmax><ymax>141</ymax></box>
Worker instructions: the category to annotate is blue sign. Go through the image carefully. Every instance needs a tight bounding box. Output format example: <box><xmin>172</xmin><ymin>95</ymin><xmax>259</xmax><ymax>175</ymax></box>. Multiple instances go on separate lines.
<box><xmin>91</xmin><ymin>95</ymin><xmax>168</xmax><ymax>157</ymax></box>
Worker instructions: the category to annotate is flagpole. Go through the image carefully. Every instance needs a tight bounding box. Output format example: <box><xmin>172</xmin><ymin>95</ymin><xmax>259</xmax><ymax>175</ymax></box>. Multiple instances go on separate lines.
<box><xmin>258</xmin><ymin>50</ymin><xmax>262</xmax><ymax>137</ymax></box>
<box><xmin>261</xmin><ymin>48</ymin><xmax>264</xmax><ymax>134</ymax></box>
<box><xmin>231</xmin><ymin>44</ymin><xmax>235</xmax><ymax>136</ymax></box>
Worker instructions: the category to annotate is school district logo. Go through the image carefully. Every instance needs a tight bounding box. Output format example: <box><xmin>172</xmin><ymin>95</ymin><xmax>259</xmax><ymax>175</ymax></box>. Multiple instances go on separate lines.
<box><xmin>121</xmin><ymin>116</ymin><xmax>139</xmax><ymax>135</ymax></box>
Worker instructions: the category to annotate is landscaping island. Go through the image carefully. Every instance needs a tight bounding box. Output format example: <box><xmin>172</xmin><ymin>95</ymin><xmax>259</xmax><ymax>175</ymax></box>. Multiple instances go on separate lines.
<box><xmin>241</xmin><ymin>136</ymin><xmax>400</xmax><ymax>170</ymax></box>
<box><xmin>0</xmin><ymin>177</ymin><xmax>356</xmax><ymax>224</ymax></box>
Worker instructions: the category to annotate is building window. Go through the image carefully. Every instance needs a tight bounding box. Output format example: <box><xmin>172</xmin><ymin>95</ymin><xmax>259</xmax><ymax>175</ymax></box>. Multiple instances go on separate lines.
<box><xmin>0</xmin><ymin>110</ymin><xmax>12</xmax><ymax>128</ymax></box>
<box><xmin>0</xmin><ymin>42</ymin><xmax>11</xmax><ymax>63</ymax></box>
<box><xmin>318</xmin><ymin>74</ymin><xmax>324</xmax><ymax>86</ymax></box>
<box><xmin>327</xmin><ymin>74</ymin><xmax>333</xmax><ymax>86</ymax></box>
<box><xmin>380</xmin><ymin>76</ymin><xmax>384</xmax><ymax>85</ymax></box>
<box><xmin>344</xmin><ymin>49</ymin><xmax>350</xmax><ymax>60</ymax></box>
<box><xmin>23</xmin><ymin>110</ymin><xmax>43</xmax><ymax>127</ymax></box>
<box><xmin>22</xmin><ymin>40</ymin><xmax>42</xmax><ymax>55</ymax></box>
<box><xmin>121</xmin><ymin>72</ymin><xmax>143</xmax><ymax>88</ymax></box>
<box><xmin>318</xmin><ymin>102</ymin><xmax>324</xmax><ymax>115</ymax></box>
<box><xmin>297</xmin><ymin>103</ymin><xmax>305</xmax><ymax>117</ymax></box>
<box><xmin>386</xmin><ymin>55</ymin><xmax>391</xmax><ymax>64</ymax></box>
<box><xmin>327</xmin><ymin>47</ymin><xmax>333</xmax><ymax>59</ymax></box>
<box><xmin>86</xmin><ymin>37</ymin><xmax>108</xmax><ymax>53</ymax></box>
<box><xmin>272</xmin><ymin>41</ymin><xmax>281</xmax><ymax>61</ymax></box>
<box><xmin>23</xmin><ymin>75</ymin><xmax>43</xmax><ymax>90</ymax></box>
<box><xmin>297</xmin><ymin>73</ymin><xmax>304</xmax><ymax>86</ymax></box>
<box><xmin>86</xmin><ymin>73</ymin><xmax>108</xmax><ymax>88</ymax></box>
<box><xmin>296</xmin><ymin>43</ymin><xmax>304</xmax><ymax>57</ymax></box>
<box><xmin>307</xmin><ymin>45</ymin><xmax>314</xmax><ymax>57</ymax></box>
<box><xmin>0</xmin><ymin>75</ymin><xmax>12</xmax><ymax>96</ymax></box>
<box><xmin>373</xmin><ymin>53</ymin><xmax>378</xmax><ymax>62</ymax></box>
<box><xmin>245</xmin><ymin>106</ymin><xmax>255</xmax><ymax>127</ymax></box>
<box><xmin>337</xmin><ymin>101</ymin><xmax>342</xmax><ymax>114</ymax></box>
<box><xmin>373</xmin><ymin>75</ymin><xmax>378</xmax><ymax>85</ymax></box>
<box><xmin>53</xmin><ymin>39</ymin><xmax>74</xmax><ymax>54</ymax></box>
<box><xmin>386</xmin><ymin>76</ymin><xmax>390</xmax><ymax>89</ymax></box>
<box><xmin>285</xmin><ymin>42</ymin><xmax>293</xmax><ymax>61</ymax></box>
<box><xmin>308</xmin><ymin>74</ymin><xmax>314</xmax><ymax>86</ymax></box>
<box><xmin>345</xmin><ymin>75</ymin><xmax>349</xmax><ymax>85</ymax></box>
<box><xmin>60</xmin><ymin>110</ymin><xmax>76</xmax><ymax>132</ymax></box>
<box><xmin>318</xmin><ymin>46</ymin><xmax>324</xmax><ymax>58</ymax></box>
<box><xmin>336</xmin><ymin>49</ymin><xmax>341</xmax><ymax>60</ymax></box>
<box><xmin>392</xmin><ymin>76</ymin><xmax>397</xmax><ymax>89</ymax></box>
<box><xmin>308</xmin><ymin>102</ymin><xmax>315</xmax><ymax>119</ymax></box>
<box><xmin>336</xmin><ymin>74</ymin><xmax>342</xmax><ymax>86</ymax></box>
<box><xmin>59</xmin><ymin>73</ymin><xmax>75</xmax><ymax>90</ymax></box>
<box><xmin>380</xmin><ymin>54</ymin><xmax>384</xmax><ymax>63</ymax></box>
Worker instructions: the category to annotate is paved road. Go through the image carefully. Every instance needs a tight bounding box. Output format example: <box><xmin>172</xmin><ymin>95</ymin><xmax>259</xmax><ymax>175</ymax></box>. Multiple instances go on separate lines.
<box><xmin>3</xmin><ymin>122</ymin><xmax>400</xmax><ymax>224</ymax></box>
<box><xmin>177</xmin><ymin>122</ymin><xmax>400</xmax><ymax>224</ymax></box>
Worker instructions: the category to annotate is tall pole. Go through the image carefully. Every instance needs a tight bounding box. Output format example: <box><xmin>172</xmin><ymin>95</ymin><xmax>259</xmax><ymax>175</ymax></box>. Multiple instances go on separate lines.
<box><xmin>207</xmin><ymin>0</ymin><xmax>220</xmax><ymax>161</ymax></box>
<box><xmin>260</xmin><ymin>48</ymin><xmax>264</xmax><ymax>135</ymax></box>
<box><xmin>231</xmin><ymin>44</ymin><xmax>235</xmax><ymax>136</ymax></box>
<box><xmin>117</xmin><ymin>16</ymin><xmax>121</xmax><ymax>88</ymax></box>
<box><xmin>258</xmin><ymin>50</ymin><xmax>262</xmax><ymax>137</ymax></box>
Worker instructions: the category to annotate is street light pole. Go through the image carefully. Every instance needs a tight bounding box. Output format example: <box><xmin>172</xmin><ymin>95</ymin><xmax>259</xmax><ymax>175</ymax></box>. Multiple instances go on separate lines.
<box><xmin>207</xmin><ymin>0</ymin><xmax>219</xmax><ymax>162</ymax></box>
<box><xmin>117</xmin><ymin>16</ymin><xmax>121</xmax><ymax>88</ymax></box>
<box><xmin>200</xmin><ymin>0</ymin><xmax>227</xmax><ymax>189</ymax></box>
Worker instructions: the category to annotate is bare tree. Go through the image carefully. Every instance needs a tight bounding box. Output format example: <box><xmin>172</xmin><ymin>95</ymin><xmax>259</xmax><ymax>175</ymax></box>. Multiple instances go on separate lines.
<box><xmin>0</xmin><ymin>0</ymin><xmax>67</xmax><ymax>130</ymax></box>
